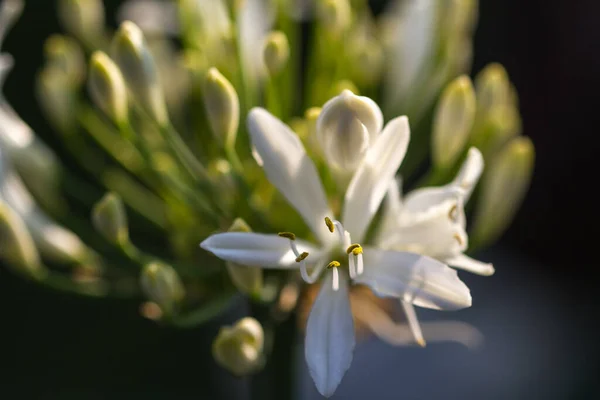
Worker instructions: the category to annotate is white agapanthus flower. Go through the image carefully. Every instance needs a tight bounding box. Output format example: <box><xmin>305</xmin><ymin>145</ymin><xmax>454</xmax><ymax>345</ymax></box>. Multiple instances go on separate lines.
<box><xmin>201</xmin><ymin>103</ymin><xmax>472</xmax><ymax>397</ymax></box>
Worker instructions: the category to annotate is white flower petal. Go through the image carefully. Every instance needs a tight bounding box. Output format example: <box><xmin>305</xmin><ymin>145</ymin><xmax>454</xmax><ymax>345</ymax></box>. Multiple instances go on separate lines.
<box><xmin>452</xmin><ymin>146</ymin><xmax>484</xmax><ymax>202</ymax></box>
<box><xmin>342</xmin><ymin>116</ymin><xmax>410</xmax><ymax>242</ymax></box>
<box><xmin>305</xmin><ymin>270</ymin><xmax>354</xmax><ymax>397</ymax></box>
<box><xmin>400</xmin><ymin>300</ymin><xmax>425</xmax><ymax>347</ymax></box>
<box><xmin>375</xmin><ymin>177</ymin><xmax>404</xmax><ymax>243</ymax></box>
<box><xmin>200</xmin><ymin>232</ymin><xmax>320</xmax><ymax>268</ymax></box>
<box><xmin>402</xmin><ymin>185</ymin><xmax>464</xmax><ymax>216</ymax></box>
<box><xmin>247</xmin><ymin>108</ymin><xmax>333</xmax><ymax>244</ymax></box>
<box><xmin>445</xmin><ymin>253</ymin><xmax>495</xmax><ymax>276</ymax></box>
<box><xmin>354</xmin><ymin>248</ymin><xmax>471</xmax><ymax>310</ymax></box>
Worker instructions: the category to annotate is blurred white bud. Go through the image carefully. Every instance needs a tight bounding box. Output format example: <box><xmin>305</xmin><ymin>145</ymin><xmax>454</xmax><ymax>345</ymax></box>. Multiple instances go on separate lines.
<box><xmin>432</xmin><ymin>75</ymin><xmax>476</xmax><ymax>168</ymax></box>
<box><xmin>472</xmin><ymin>137</ymin><xmax>535</xmax><ymax>247</ymax></box>
<box><xmin>262</xmin><ymin>31</ymin><xmax>290</xmax><ymax>76</ymax></box>
<box><xmin>0</xmin><ymin>199</ymin><xmax>45</xmax><ymax>278</ymax></box>
<box><xmin>140</xmin><ymin>261</ymin><xmax>185</xmax><ymax>316</ymax></box>
<box><xmin>212</xmin><ymin>317</ymin><xmax>265</xmax><ymax>376</ymax></box>
<box><xmin>92</xmin><ymin>192</ymin><xmax>129</xmax><ymax>246</ymax></box>
<box><xmin>88</xmin><ymin>51</ymin><xmax>129</xmax><ymax>126</ymax></box>
<box><xmin>316</xmin><ymin>90</ymin><xmax>383</xmax><ymax>171</ymax></box>
<box><xmin>225</xmin><ymin>218</ymin><xmax>262</xmax><ymax>295</ymax></box>
<box><xmin>202</xmin><ymin>68</ymin><xmax>239</xmax><ymax>146</ymax></box>
<box><xmin>58</xmin><ymin>0</ymin><xmax>105</xmax><ymax>46</ymax></box>
<box><xmin>112</xmin><ymin>21</ymin><xmax>168</xmax><ymax>126</ymax></box>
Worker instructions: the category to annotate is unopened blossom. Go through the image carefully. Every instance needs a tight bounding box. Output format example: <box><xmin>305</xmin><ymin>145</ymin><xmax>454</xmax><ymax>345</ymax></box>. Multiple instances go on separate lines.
<box><xmin>201</xmin><ymin>104</ymin><xmax>471</xmax><ymax>397</ymax></box>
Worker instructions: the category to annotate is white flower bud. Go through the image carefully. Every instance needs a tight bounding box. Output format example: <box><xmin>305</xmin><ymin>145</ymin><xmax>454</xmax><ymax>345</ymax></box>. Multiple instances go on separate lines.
<box><xmin>88</xmin><ymin>51</ymin><xmax>129</xmax><ymax>126</ymax></box>
<box><xmin>112</xmin><ymin>21</ymin><xmax>168</xmax><ymax>126</ymax></box>
<box><xmin>316</xmin><ymin>90</ymin><xmax>383</xmax><ymax>171</ymax></box>
<box><xmin>212</xmin><ymin>317</ymin><xmax>265</xmax><ymax>376</ymax></box>
<box><xmin>202</xmin><ymin>68</ymin><xmax>239</xmax><ymax>146</ymax></box>
<box><xmin>472</xmin><ymin>137</ymin><xmax>535</xmax><ymax>247</ymax></box>
<box><xmin>317</xmin><ymin>0</ymin><xmax>351</xmax><ymax>35</ymax></box>
<box><xmin>58</xmin><ymin>0</ymin><xmax>105</xmax><ymax>46</ymax></box>
<box><xmin>262</xmin><ymin>31</ymin><xmax>290</xmax><ymax>76</ymax></box>
<box><xmin>140</xmin><ymin>261</ymin><xmax>185</xmax><ymax>316</ymax></box>
<box><xmin>225</xmin><ymin>218</ymin><xmax>262</xmax><ymax>295</ymax></box>
<box><xmin>432</xmin><ymin>75</ymin><xmax>476</xmax><ymax>168</ymax></box>
<box><xmin>91</xmin><ymin>192</ymin><xmax>128</xmax><ymax>246</ymax></box>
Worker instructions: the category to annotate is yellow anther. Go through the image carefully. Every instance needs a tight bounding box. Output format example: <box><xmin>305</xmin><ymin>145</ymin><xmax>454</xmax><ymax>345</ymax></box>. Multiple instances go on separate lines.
<box><xmin>278</xmin><ymin>232</ymin><xmax>296</xmax><ymax>240</ymax></box>
<box><xmin>327</xmin><ymin>260</ymin><xmax>341</xmax><ymax>269</ymax></box>
<box><xmin>295</xmin><ymin>252</ymin><xmax>309</xmax><ymax>262</ymax></box>
<box><xmin>448</xmin><ymin>204</ymin><xmax>458</xmax><ymax>221</ymax></box>
<box><xmin>324</xmin><ymin>217</ymin><xmax>335</xmax><ymax>233</ymax></box>
<box><xmin>453</xmin><ymin>233</ymin><xmax>464</xmax><ymax>246</ymax></box>
<box><xmin>346</xmin><ymin>243</ymin><xmax>362</xmax><ymax>254</ymax></box>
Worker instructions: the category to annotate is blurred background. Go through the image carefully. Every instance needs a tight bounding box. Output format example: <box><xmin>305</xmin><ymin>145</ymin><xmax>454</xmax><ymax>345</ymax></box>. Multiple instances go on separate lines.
<box><xmin>1</xmin><ymin>0</ymin><xmax>598</xmax><ymax>398</ymax></box>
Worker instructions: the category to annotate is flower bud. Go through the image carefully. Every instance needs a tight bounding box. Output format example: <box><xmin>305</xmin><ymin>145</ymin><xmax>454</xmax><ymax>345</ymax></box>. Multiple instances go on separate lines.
<box><xmin>58</xmin><ymin>0</ymin><xmax>105</xmax><ymax>46</ymax></box>
<box><xmin>475</xmin><ymin>63</ymin><xmax>511</xmax><ymax>118</ymax></box>
<box><xmin>212</xmin><ymin>317</ymin><xmax>265</xmax><ymax>376</ymax></box>
<box><xmin>0</xmin><ymin>200</ymin><xmax>45</xmax><ymax>278</ymax></box>
<box><xmin>202</xmin><ymin>68</ymin><xmax>239</xmax><ymax>146</ymax></box>
<box><xmin>92</xmin><ymin>192</ymin><xmax>128</xmax><ymax>246</ymax></box>
<box><xmin>317</xmin><ymin>0</ymin><xmax>351</xmax><ymax>35</ymax></box>
<box><xmin>88</xmin><ymin>51</ymin><xmax>129</xmax><ymax>126</ymax></box>
<box><xmin>36</xmin><ymin>66</ymin><xmax>77</xmax><ymax>133</ymax></box>
<box><xmin>432</xmin><ymin>75</ymin><xmax>476</xmax><ymax>168</ymax></box>
<box><xmin>316</xmin><ymin>90</ymin><xmax>383</xmax><ymax>171</ymax></box>
<box><xmin>112</xmin><ymin>21</ymin><xmax>168</xmax><ymax>126</ymax></box>
<box><xmin>472</xmin><ymin>137</ymin><xmax>535</xmax><ymax>247</ymax></box>
<box><xmin>262</xmin><ymin>31</ymin><xmax>289</xmax><ymax>76</ymax></box>
<box><xmin>140</xmin><ymin>261</ymin><xmax>185</xmax><ymax>316</ymax></box>
<box><xmin>43</xmin><ymin>35</ymin><xmax>85</xmax><ymax>84</ymax></box>
<box><xmin>225</xmin><ymin>218</ymin><xmax>262</xmax><ymax>295</ymax></box>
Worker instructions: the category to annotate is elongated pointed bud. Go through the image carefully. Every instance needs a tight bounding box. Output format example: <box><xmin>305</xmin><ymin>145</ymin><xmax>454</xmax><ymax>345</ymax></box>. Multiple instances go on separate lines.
<box><xmin>140</xmin><ymin>261</ymin><xmax>185</xmax><ymax>316</ymax></box>
<box><xmin>225</xmin><ymin>218</ymin><xmax>263</xmax><ymax>295</ymax></box>
<box><xmin>263</xmin><ymin>31</ymin><xmax>289</xmax><ymax>76</ymax></box>
<box><xmin>0</xmin><ymin>200</ymin><xmax>45</xmax><ymax>278</ymax></box>
<box><xmin>202</xmin><ymin>68</ymin><xmax>239</xmax><ymax>146</ymax></box>
<box><xmin>432</xmin><ymin>75</ymin><xmax>476</xmax><ymax>168</ymax></box>
<box><xmin>88</xmin><ymin>51</ymin><xmax>129</xmax><ymax>126</ymax></box>
<box><xmin>213</xmin><ymin>317</ymin><xmax>265</xmax><ymax>376</ymax></box>
<box><xmin>44</xmin><ymin>35</ymin><xmax>85</xmax><ymax>85</ymax></box>
<box><xmin>316</xmin><ymin>89</ymin><xmax>383</xmax><ymax>171</ymax></box>
<box><xmin>58</xmin><ymin>0</ymin><xmax>105</xmax><ymax>46</ymax></box>
<box><xmin>92</xmin><ymin>192</ymin><xmax>128</xmax><ymax>246</ymax></box>
<box><xmin>112</xmin><ymin>21</ymin><xmax>168</xmax><ymax>126</ymax></box>
<box><xmin>472</xmin><ymin>137</ymin><xmax>535</xmax><ymax>247</ymax></box>
<box><xmin>36</xmin><ymin>66</ymin><xmax>78</xmax><ymax>133</ymax></box>
<box><xmin>317</xmin><ymin>0</ymin><xmax>351</xmax><ymax>35</ymax></box>
<box><xmin>475</xmin><ymin>63</ymin><xmax>511</xmax><ymax>118</ymax></box>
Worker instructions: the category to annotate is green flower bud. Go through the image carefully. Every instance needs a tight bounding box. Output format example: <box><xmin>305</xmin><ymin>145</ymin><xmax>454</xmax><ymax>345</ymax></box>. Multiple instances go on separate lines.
<box><xmin>43</xmin><ymin>35</ymin><xmax>85</xmax><ymax>84</ymax></box>
<box><xmin>36</xmin><ymin>66</ymin><xmax>77</xmax><ymax>133</ymax></box>
<box><xmin>432</xmin><ymin>75</ymin><xmax>477</xmax><ymax>168</ymax></box>
<box><xmin>318</xmin><ymin>0</ymin><xmax>351</xmax><ymax>35</ymax></box>
<box><xmin>58</xmin><ymin>0</ymin><xmax>105</xmax><ymax>46</ymax></box>
<box><xmin>472</xmin><ymin>137</ymin><xmax>535</xmax><ymax>248</ymax></box>
<box><xmin>475</xmin><ymin>63</ymin><xmax>511</xmax><ymax>118</ymax></box>
<box><xmin>212</xmin><ymin>317</ymin><xmax>265</xmax><ymax>376</ymax></box>
<box><xmin>202</xmin><ymin>68</ymin><xmax>239</xmax><ymax>146</ymax></box>
<box><xmin>140</xmin><ymin>261</ymin><xmax>185</xmax><ymax>316</ymax></box>
<box><xmin>225</xmin><ymin>218</ymin><xmax>262</xmax><ymax>295</ymax></box>
<box><xmin>91</xmin><ymin>192</ymin><xmax>128</xmax><ymax>246</ymax></box>
<box><xmin>112</xmin><ymin>21</ymin><xmax>168</xmax><ymax>126</ymax></box>
<box><xmin>0</xmin><ymin>200</ymin><xmax>45</xmax><ymax>279</ymax></box>
<box><xmin>262</xmin><ymin>31</ymin><xmax>290</xmax><ymax>76</ymax></box>
<box><xmin>88</xmin><ymin>51</ymin><xmax>129</xmax><ymax>126</ymax></box>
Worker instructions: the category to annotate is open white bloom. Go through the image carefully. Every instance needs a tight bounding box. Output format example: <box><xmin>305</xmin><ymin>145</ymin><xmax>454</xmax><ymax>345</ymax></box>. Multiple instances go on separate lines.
<box><xmin>376</xmin><ymin>147</ymin><xmax>494</xmax><ymax>277</ymax></box>
<box><xmin>201</xmin><ymin>107</ymin><xmax>471</xmax><ymax>397</ymax></box>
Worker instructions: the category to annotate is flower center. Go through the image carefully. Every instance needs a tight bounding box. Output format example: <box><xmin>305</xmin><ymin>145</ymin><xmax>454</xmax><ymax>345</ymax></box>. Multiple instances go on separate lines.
<box><xmin>278</xmin><ymin>217</ymin><xmax>364</xmax><ymax>291</ymax></box>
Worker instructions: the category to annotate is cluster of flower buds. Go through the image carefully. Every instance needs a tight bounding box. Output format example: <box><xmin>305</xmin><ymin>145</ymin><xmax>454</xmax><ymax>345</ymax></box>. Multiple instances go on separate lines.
<box><xmin>0</xmin><ymin>0</ymin><xmax>535</xmax><ymax>396</ymax></box>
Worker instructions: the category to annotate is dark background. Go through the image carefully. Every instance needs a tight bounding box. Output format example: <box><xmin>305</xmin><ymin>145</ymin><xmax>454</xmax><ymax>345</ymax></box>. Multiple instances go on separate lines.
<box><xmin>1</xmin><ymin>0</ymin><xmax>599</xmax><ymax>398</ymax></box>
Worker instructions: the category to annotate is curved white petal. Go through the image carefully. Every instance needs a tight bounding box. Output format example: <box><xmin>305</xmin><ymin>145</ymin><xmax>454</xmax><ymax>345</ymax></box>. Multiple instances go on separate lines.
<box><xmin>247</xmin><ymin>108</ymin><xmax>333</xmax><ymax>244</ymax></box>
<box><xmin>342</xmin><ymin>116</ymin><xmax>410</xmax><ymax>242</ymax></box>
<box><xmin>445</xmin><ymin>253</ymin><xmax>495</xmax><ymax>276</ymax></box>
<box><xmin>375</xmin><ymin>177</ymin><xmax>404</xmax><ymax>243</ymax></box>
<box><xmin>305</xmin><ymin>270</ymin><xmax>354</xmax><ymax>397</ymax></box>
<box><xmin>402</xmin><ymin>186</ymin><xmax>464</xmax><ymax>216</ymax></box>
<box><xmin>354</xmin><ymin>248</ymin><xmax>471</xmax><ymax>310</ymax></box>
<box><xmin>200</xmin><ymin>232</ymin><xmax>321</xmax><ymax>268</ymax></box>
<box><xmin>452</xmin><ymin>146</ymin><xmax>484</xmax><ymax>202</ymax></box>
